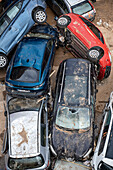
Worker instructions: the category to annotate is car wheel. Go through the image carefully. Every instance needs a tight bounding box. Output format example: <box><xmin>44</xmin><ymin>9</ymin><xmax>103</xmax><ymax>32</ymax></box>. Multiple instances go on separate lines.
<box><xmin>32</xmin><ymin>8</ymin><xmax>47</xmax><ymax>24</ymax></box>
<box><xmin>56</xmin><ymin>15</ymin><xmax>71</xmax><ymax>28</ymax></box>
<box><xmin>87</xmin><ymin>46</ymin><xmax>104</xmax><ymax>63</ymax></box>
<box><xmin>0</xmin><ymin>54</ymin><xmax>8</xmax><ymax>68</ymax></box>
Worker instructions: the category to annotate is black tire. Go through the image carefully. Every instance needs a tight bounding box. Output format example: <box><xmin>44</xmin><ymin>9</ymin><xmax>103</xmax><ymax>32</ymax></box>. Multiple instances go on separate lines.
<box><xmin>32</xmin><ymin>8</ymin><xmax>47</xmax><ymax>24</ymax></box>
<box><xmin>87</xmin><ymin>46</ymin><xmax>104</xmax><ymax>64</ymax></box>
<box><xmin>0</xmin><ymin>54</ymin><xmax>8</xmax><ymax>68</ymax></box>
<box><xmin>56</xmin><ymin>15</ymin><xmax>71</xmax><ymax>28</ymax></box>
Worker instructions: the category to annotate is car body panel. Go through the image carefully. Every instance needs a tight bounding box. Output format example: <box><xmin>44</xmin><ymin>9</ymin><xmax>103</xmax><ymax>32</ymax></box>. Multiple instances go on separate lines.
<box><xmin>5</xmin><ymin>24</ymin><xmax>58</xmax><ymax>96</ymax></box>
<box><xmin>3</xmin><ymin>94</ymin><xmax>50</xmax><ymax>170</ymax></box>
<box><xmin>0</xmin><ymin>0</ymin><xmax>46</xmax><ymax>57</ymax></box>
<box><xmin>51</xmin><ymin>58</ymin><xmax>96</xmax><ymax>160</ymax></box>
<box><xmin>92</xmin><ymin>92</ymin><xmax>113</xmax><ymax>170</ymax></box>
<box><xmin>57</xmin><ymin>13</ymin><xmax>111</xmax><ymax>80</ymax></box>
<box><xmin>46</xmin><ymin>0</ymin><xmax>95</xmax><ymax>21</ymax></box>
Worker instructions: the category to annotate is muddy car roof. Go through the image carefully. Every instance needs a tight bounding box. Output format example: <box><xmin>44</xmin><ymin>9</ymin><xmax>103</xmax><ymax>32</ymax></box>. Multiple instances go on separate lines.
<box><xmin>9</xmin><ymin>111</ymin><xmax>39</xmax><ymax>158</ymax></box>
<box><xmin>66</xmin><ymin>0</ymin><xmax>86</xmax><ymax>6</ymax></box>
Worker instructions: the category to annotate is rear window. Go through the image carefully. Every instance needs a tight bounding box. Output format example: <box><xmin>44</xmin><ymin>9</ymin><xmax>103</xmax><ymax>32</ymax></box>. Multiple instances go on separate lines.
<box><xmin>8</xmin><ymin>155</ymin><xmax>44</xmax><ymax>170</ymax></box>
<box><xmin>56</xmin><ymin>106</ymin><xmax>90</xmax><ymax>130</ymax></box>
<box><xmin>72</xmin><ymin>1</ymin><xmax>93</xmax><ymax>15</ymax></box>
<box><xmin>10</xmin><ymin>66</ymin><xmax>40</xmax><ymax>83</ymax></box>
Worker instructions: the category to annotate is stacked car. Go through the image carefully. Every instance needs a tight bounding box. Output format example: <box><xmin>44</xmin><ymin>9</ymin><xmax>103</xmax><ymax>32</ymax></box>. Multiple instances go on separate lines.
<box><xmin>0</xmin><ymin>0</ymin><xmax>112</xmax><ymax>169</ymax></box>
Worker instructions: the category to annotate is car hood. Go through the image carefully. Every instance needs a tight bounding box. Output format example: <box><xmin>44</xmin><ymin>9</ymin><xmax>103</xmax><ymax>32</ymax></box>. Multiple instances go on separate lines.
<box><xmin>52</xmin><ymin>124</ymin><xmax>93</xmax><ymax>160</ymax></box>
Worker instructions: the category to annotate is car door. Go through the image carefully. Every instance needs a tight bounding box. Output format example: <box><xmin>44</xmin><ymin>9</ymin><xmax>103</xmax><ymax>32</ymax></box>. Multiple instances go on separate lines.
<box><xmin>52</xmin><ymin>0</ymin><xmax>68</xmax><ymax>16</ymax></box>
<box><xmin>92</xmin><ymin>108</ymin><xmax>112</xmax><ymax>169</ymax></box>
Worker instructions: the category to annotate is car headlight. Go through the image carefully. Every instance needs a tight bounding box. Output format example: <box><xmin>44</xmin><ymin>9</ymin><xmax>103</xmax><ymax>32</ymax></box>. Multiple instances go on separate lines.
<box><xmin>108</xmin><ymin>52</ymin><xmax>112</xmax><ymax>63</ymax></box>
<box><xmin>83</xmin><ymin>148</ymin><xmax>92</xmax><ymax>158</ymax></box>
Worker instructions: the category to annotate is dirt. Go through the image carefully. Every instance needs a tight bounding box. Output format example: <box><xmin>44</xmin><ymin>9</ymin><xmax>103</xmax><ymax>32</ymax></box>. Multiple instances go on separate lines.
<box><xmin>1</xmin><ymin>0</ymin><xmax>113</xmax><ymax>169</ymax></box>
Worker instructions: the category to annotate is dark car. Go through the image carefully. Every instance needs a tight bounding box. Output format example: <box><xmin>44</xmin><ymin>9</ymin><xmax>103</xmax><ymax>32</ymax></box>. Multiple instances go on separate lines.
<box><xmin>2</xmin><ymin>94</ymin><xmax>50</xmax><ymax>170</ymax></box>
<box><xmin>56</xmin><ymin>13</ymin><xmax>112</xmax><ymax>80</ymax></box>
<box><xmin>50</xmin><ymin>58</ymin><xmax>97</xmax><ymax>161</ymax></box>
<box><xmin>46</xmin><ymin>0</ymin><xmax>96</xmax><ymax>21</ymax></box>
<box><xmin>5</xmin><ymin>24</ymin><xmax>58</xmax><ymax>97</ymax></box>
<box><xmin>0</xmin><ymin>0</ymin><xmax>47</xmax><ymax>68</ymax></box>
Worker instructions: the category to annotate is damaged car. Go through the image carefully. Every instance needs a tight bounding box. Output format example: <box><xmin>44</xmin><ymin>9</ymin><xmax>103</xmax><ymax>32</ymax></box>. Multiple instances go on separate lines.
<box><xmin>2</xmin><ymin>94</ymin><xmax>50</xmax><ymax>170</ymax></box>
<box><xmin>46</xmin><ymin>0</ymin><xmax>96</xmax><ymax>21</ymax></box>
<box><xmin>5</xmin><ymin>24</ymin><xmax>58</xmax><ymax>97</ymax></box>
<box><xmin>56</xmin><ymin>13</ymin><xmax>112</xmax><ymax>80</ymax></box>
<box><xmin>50</xmin><ymin>58</ymin><xmax>97</xmax><ymax>161</ymax></box>
<box><xmin>92</xmin><ymin>92</ymin><xmax>113</xmax><ymax>170</ymax></box>
<box><xmin>0</xmin><ymin>0</ymin><xmax>47</xmax><ymax>68</ymax></box>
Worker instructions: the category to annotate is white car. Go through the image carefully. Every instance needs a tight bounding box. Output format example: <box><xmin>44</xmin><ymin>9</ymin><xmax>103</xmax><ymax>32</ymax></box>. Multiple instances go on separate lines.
<box><xmin>92</xmin><ymin>92</ymin><xmax>113</xmax><ymax>170</ymax></box>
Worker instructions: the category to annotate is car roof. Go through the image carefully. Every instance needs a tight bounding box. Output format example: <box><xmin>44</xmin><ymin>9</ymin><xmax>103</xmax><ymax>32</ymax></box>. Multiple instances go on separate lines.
<box><xmin>59</xmin><ymin>59</ymin><xmax>90</xmax><ymax>106</ymax></box>
<box><xmin>66</xmin><ymin>0</ymin><xmax>86</xmax><ymax>6</ymax></box>
<box><xmin>9</xmin><ymin>111</ymin><xmax>39</xmax><ymax>158</ymax></box>
<box><xmin>13</xmin><ymin>37</ymin><xmax>48</xmax><ymax>70</ymax></box>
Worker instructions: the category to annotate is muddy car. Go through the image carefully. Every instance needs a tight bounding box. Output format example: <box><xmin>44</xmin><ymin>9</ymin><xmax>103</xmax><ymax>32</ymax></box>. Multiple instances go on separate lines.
<box><xmin>92</xmin><ymin>92</ymin><xmax>113</xmax><ymax>170</ymax></box>
<box><xmin>50</xmin><ymin>58</ymin><xmax>97</xmax><ymax>161</ymax></box>
<box><xmin>2</xmin><ymin>95</ymin><xmax>50</xmax><ymax>170</ymax></box>
<box><xmin>46</xmin><ymin>0</ymin><xmax>96</xmax><ymax>21</ymax></box>
<box><xmin>0</xmin><ymin>0</ymin><xmax>47</xmax><ymax>68</ymax></box>
<box><xmin>56</xmin><ymin>13</ymin><xmax>112</xmax><ymax>80</ymax></box>
<box><xmin>5</xmin><ymin>24</ymin><xmax>58</xmax><ymax>97</ymax></box>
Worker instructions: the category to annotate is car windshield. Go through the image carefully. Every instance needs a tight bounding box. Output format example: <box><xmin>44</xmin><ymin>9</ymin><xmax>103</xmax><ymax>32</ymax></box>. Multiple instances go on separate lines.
<box><xmin>10</xmin><ymin>66</ymin><xmax>40</xmax><ymax>83</ymax></box>
<box><xmin>62</xmin><ymin>75</ymin><xmax>88</xmax><ymax>105</ymax></box>
<box><xmin>56</xmin><ymin>106</ymin><xmax>90</xmax><ymax>130</ymax></box>
<box><xmin>8</xmin><ymin>155</ymin><xmax>44</xmax><ymax>170</ymax></box>
<box><xmin>72</xmin><ymin>2</ymin><xmax>93</xmax><ymax>15</ymax></box>
<box><xmin>8</xmin><ymin>97</ymin><xmax>41</xmax><ymax>113</ymax></box>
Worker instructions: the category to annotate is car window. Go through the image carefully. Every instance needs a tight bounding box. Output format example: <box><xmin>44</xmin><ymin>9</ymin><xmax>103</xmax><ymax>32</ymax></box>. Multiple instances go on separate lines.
<box><xmin>10</xmin><ymin>66</ymin><xmax>40</xmax><ymax>83</ymax></box>
<box><xmin>41</xmin><ymin>104</ymin><xmax>46</xmax><ymax>147</ymax></box>
<box><xmin>72</xmin><ymin>1</ymin><xmax>93</xmax><ymax>15</ymax></box>
<box><xmin>8</xmin><ymin>155</ymin><xmax>44</xmax><ymax>169</ymax></box>
<box><xmin>0</xmin><ymin>16</ymin><xmax>9</xmax><ymax>35</ymax></box>
<box><xmin>80</xmin><ymin>16</ymin><xmax>104</xmax><ymax>44</ymax></box>
<box><xmin>56</xmin><ymin>106</ymin><xmax>90</xmax><ymax>130</ymax></box>
<box><xmin>8</xmin><ymin>98</ymin><xmax>41</xmax><ymax>113</ymax></box>
<box><xmin>98</xmin><ymin>109</ymin><xmax>111</xmax><ymax>155</ymax></box>
<box><xmin>7</xmin><ymin>2</ymin><xmax>22</xmax><ymax>20</ymax></box>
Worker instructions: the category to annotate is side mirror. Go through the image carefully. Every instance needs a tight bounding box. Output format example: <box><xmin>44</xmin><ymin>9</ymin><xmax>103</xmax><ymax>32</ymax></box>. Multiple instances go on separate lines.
<box><xmin>54</xmin><ymin>16</ymin><xmax>58</xmax><ymax>21</ymax></box>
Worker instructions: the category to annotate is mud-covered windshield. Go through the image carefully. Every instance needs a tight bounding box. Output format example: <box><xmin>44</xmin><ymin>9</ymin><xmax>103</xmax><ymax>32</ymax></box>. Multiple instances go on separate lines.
<box><xmin>56</xmin><ymin>106</ymin><xmax>90</xmax><ymax>130</ymax></box>
<box><xmin>72</xmin><ymin>2</ymin><xmax>93</xmax><ymax>15</ymax></box>
<box><xmin>8</xmin><ymin>155</ymin><xmax>44</xmax><ymax>170</ymax></box>
<box><xmin>8</xmin><ymin>97</ymin><xmax>41</xmax><ymax>113</ymax></box>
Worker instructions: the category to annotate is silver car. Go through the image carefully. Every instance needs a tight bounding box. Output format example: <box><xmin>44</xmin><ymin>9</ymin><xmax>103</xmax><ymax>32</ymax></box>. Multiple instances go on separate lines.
<box><xmin>2</xmin><ymin>95</ymin><xmax>50</xmax><ymax>170</ymax></box>
<box><xmin>92</xmin><ymin>92</ymin><xmax>113</xmax><ymax>170</ymax></box>
<box><xmin>46</xmin><ymin>0</ymin><xmax>96</xmax><ymax>21</ymax></box>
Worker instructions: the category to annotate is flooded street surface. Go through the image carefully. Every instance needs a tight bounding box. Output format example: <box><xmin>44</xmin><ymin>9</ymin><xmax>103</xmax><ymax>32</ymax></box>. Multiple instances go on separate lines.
<box><xmin>1</xmin><ymin>0</ymin><xmax>113</xmax><ymax>169</ymax></box>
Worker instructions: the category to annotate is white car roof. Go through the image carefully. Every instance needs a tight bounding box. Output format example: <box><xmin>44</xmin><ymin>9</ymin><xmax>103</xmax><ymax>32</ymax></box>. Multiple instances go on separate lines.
<box><xmin>66</xmin><ymin>0</ymin><xmax>86</xmax><ymax>6</ymax></box>
<box><xmin>10</xmin><ymin>111</ymin><xmax>39</xmax><ymax>158</ymax></box>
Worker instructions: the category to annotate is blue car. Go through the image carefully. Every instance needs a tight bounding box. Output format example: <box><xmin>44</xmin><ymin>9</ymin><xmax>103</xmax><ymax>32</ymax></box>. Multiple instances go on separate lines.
<box><xmin>0</xmin><ymin>0</ymin><xmax>47</xmax><ymax>68</ymax></box>
<box><xmin>5</xmin><ymin>24</ymin><xmax>58</xmax><ymax>97</ymax></box>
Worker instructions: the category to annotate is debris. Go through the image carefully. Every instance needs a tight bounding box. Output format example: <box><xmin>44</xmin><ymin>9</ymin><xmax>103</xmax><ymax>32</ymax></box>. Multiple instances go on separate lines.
<box><xmin>97</xmin><ymin>19</ymin><xmax>102</xmax><ymax>26</ymax></box>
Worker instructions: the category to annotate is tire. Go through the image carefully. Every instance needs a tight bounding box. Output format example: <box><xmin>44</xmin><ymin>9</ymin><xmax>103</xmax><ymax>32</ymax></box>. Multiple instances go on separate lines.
<box><xmin>56</xmin><ymin>15</ymin><xmax>71</xmax><ymax>28</ymax></box>
<box><xmin>0</xmin><ymin>54</ymin><xmax>8</xmax><ymax>68</ymax></box>
<box><xmin>32</xmin><ymin>8</ymin><xmax>47</xmax><ymax>24</ymax></box>
<box><xmin>87</xmin><ymin>46</ymin><xmax>104</xmax><ymax>63</ymax></box>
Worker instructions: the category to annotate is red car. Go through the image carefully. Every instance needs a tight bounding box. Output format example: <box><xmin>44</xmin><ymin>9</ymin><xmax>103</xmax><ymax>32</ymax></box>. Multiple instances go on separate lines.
<box><xmin>56</xmin><ymin>13</ymin><xmax>112</xmax><ymax>80</ymax></box>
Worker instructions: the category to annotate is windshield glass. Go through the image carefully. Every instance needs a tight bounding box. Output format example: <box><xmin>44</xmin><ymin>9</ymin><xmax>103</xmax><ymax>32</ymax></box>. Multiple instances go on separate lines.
<box><xmin>8</xmin><ymin>98</ymin><xmax>41</xmax><ymax>113</ymax></box>
<box><xmin>10</xmin><ymin>66</ymin><xmax>40</xmax><ymax>83</ymax></box>
<box><xmin>62</xmin><ymin>75</ymin><xmax>88</xmax><ymax>105</ymax></box>
<box><xmin>56</xmin><ymin>106</ymin><xmax>90</xmax><ymax>130</ymax></box>
<box><xmin>8</xmin><ymin>155</ymin><xmax>44</xmax><ymax>170</ymax></box>
<box><xmin>72</xmin><ymin>2</ymin><xmax>93</xmax><ymax>15</ymax></box>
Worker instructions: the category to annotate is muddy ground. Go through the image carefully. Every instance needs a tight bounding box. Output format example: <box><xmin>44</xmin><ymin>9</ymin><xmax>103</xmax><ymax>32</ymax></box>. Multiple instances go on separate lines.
<box><xmin>1</xmin><ymin>0</ymin><xmax>113</xmax><ymax>169</ymax></box>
